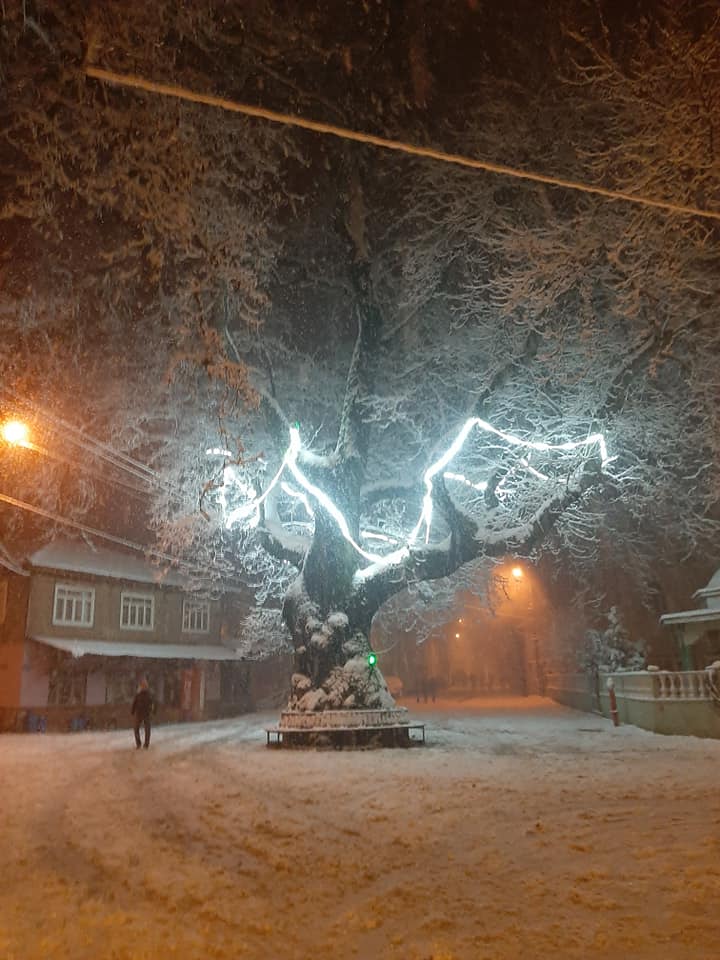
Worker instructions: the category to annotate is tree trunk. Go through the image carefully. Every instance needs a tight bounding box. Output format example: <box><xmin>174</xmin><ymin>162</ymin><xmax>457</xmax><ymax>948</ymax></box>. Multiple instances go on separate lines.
<box><xmin>281</xmin><ymin>502</ymin><xmax>395</xmax><ymax>712</ymax></box>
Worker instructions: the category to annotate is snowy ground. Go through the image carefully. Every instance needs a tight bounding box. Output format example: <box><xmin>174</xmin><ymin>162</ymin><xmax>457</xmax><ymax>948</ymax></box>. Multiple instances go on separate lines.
<box><xmin>1</xmin><ymin>697</ymin><xmax>719</xmax><ymax>960</ymax></box>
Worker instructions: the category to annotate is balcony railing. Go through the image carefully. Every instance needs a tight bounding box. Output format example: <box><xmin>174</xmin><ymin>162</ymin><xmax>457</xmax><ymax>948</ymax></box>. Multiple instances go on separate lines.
<box><xmin>607</xmin><ymin>670</ymin><xmax>715</xmax><ymax>702</ymax></box>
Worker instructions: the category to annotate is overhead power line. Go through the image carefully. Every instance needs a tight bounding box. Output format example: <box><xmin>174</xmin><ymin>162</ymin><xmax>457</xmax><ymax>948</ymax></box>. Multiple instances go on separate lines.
<box><xmin>0</xmin><ymin>385</ymin><xmax>159</xmax><ymax>485</ymax></box>
<box><xmin>0</xmin><ymin>491</ymin><xmax>161</xmax><ymax>555</ymax></box>
<box><xmin>86</xmin><ymin>65</ymin><xmax>720</xmax><ymax>223</ymax></box>
<box><xmin>0</xmin><ymin>490</ymin><xmax>233</xmax><ymax>585</ymax></box>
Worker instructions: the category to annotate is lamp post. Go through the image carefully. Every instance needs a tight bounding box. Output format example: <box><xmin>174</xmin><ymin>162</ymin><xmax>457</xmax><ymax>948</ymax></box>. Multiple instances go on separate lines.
<box><xmin>1</xmin><ymin>419</ymin><xmax>31</xmax><ymax>447</ymax></box>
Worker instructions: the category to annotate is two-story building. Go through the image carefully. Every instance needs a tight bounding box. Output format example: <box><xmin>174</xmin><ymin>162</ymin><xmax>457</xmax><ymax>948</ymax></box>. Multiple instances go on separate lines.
<box><xmin>0</xmin><ymin>538</ymin><xmax>291</xmax><ymax>731</ymax></box>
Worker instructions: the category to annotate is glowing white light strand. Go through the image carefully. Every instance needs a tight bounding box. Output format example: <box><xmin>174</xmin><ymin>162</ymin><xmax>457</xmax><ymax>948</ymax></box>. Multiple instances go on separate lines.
<box><xmin>361</xmin><ymin>531</ymin><xmax>401</xmax><ymax>544</ymax></box>
<box><xmin>443</xmin><ymin>471</ymin><xmax>489</xmax><ymax>492</ymax></box>
<box><xmin>281</xmin><ymin>481</ymin><xmax>315</xmax><ymax>519</ymax></box>
<box><xmin>225</xmin><ymin>429</ymin><xmax>301</xmax><ymax>529</ymax></box>
<box><xmin>284</xmin><ymin>432</ymin><xmax>389</xmax><ymax>564</ymax></box>
<box><xmin>214</xmin><ymin>419</ymin><xmax>609</xmax><ymax>576</ymax></box>
<box><xmin>410</xmin><ymin>419</ymin><xmax>609</xmax><ymax>545</ymax></box>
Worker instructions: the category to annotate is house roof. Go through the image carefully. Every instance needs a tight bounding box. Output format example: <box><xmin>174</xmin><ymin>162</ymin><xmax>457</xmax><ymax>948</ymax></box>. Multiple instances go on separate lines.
<box><xmin>660</xmin><ymin>566</ymin><xmax>720</xmax><ymax>631</ymax></box>
<box><xmin>27</xmin><ymin>539</ymin><xmax>192</xmax><ymax>589</ymax></box>
<box><xmin>660</xmin><ymin>608</ymin><xmax>720</xmax><ymax>627</ymax></box>
<box><xmin>0</xmin><ymin>542</ymin><xmax>27</xmax><ymax>576</ymax></box>
<box><xmin>694</xmin><ymin>566</ymin><xmax>720</xmax><ymax>601</ymax></box>
<box><xmin>31</xmin><ymin>635</ymin><xmax>246</xmax><ymax>661</ymax></box>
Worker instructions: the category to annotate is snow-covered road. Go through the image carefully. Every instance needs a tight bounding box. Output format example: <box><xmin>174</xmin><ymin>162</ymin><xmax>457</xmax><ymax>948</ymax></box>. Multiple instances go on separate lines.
<box><xmin>1</xmin><ymin>697</ymin><xmax>719</xmax><ymax>960</ymax></box>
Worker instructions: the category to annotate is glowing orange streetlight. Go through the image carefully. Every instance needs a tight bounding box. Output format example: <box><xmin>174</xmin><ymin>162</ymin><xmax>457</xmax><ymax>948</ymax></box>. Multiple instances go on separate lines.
<box><xmin>511</xmin><ymin>565</ymin><xmax>523</xmax><ymax>580</ymax></box>
<box><xmin>455</xmin><ymin>632</ymin><xmax>460</xmax><ymax>639</ymax></box>
<box><xmin>1</xmin><ymin>419</ymin><xmax>30</xmax><ymax>447</ymax></box>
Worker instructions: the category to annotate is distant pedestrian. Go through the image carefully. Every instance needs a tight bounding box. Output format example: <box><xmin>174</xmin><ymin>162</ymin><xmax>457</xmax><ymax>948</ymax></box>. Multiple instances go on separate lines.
<box><xmin>131</xmin><ymin>678</ymin><xmax>154</xmax><ymax>750</ymax></box>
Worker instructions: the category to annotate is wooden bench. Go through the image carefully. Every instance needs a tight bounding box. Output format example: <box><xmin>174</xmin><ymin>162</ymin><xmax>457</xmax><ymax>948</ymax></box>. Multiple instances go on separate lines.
<box><xmin>265</xmin><ymin>722</ymin><xmax>425</xmax><ymax>749</ymax></box>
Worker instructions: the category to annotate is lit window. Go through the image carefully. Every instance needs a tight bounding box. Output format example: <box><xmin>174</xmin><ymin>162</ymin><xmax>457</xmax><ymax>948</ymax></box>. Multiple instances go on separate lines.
<box><xmin>120</xmin><ymin>592</ymin><xmax>154</xmax><ymax>631</ymax></box>
<box><xmin>182</xmin><ymin>599</ymin><xmax>210</xmax><ymax>634</ymax></box>
<box><xmin>53</xmin><ymin>583</ymin><xmax>95</xmax><ymax>627</ymax></box>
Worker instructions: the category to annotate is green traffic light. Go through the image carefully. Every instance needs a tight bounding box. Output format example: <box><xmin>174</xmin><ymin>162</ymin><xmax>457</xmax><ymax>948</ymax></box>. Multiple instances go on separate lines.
<box><xmin>367</xmin><ymin>652</ymin><xmax>377</xmax><ymax>667</ymax></box>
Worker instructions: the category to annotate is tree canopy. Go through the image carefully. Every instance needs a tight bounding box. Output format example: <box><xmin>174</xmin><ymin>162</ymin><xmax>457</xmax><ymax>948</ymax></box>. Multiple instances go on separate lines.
<box><xmin>1</xmin><ymin>1</ymin><xmax>718</xmax><ymax>701</ymax></box>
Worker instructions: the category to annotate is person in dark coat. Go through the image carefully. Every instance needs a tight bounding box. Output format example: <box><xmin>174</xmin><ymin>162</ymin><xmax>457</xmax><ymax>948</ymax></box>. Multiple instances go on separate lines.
<box><xmin>131</xmin><ymin>678</ymin><xmax>154</xmax><ymax>749</ymax></box>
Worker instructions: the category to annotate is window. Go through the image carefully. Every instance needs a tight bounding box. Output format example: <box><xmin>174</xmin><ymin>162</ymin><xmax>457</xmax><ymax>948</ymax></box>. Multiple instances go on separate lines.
<box><xmin>53</xmin><ymin>583</ymin><xmax>95</xmax><ymax>627</ymax></box>
<box><xmin>120</xmin><ymin>592</ymin><xmax>154</xmax><ymax>631</ymax></box>
<box><xmin>48</xmin><ymin>669</ymin><xmax>87</xmax><ymax>706</ymax></box>
<box><xmin>182</xmin><ymin>598</ymin><xmax>210</xmax><ymax>633</ymax></box>
<box><xmin>105</xmin><ymin>673</ymin><xmax>139</xmax><ymax>705</ymax></box>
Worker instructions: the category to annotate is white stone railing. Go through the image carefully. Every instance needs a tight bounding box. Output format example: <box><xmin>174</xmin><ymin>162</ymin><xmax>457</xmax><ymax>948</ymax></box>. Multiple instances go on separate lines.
<box><xmin>608</xmin><ymin>670</ymin><xmax>714</xmax><ymax>702</ymax></box>
<box><xmin>651</xmin><ymin>670</ymin><xmax>713</xmax><ymax>701</ymax></box>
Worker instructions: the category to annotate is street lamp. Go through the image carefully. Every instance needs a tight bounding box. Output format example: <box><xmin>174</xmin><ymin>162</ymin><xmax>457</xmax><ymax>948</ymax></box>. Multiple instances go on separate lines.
<box><xmin>1</xmin><ymin>419</ymin><xmax>30</xmax><ymax>447</ymax></box>
<box><xmin>511</xmin><ymin>565</ymin><xmax>523</xmax><ymax>580</ymax></box>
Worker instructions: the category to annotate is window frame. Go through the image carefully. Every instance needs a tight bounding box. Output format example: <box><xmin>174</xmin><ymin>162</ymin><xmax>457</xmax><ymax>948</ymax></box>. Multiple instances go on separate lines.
<box><xmin>52</xmin><ymin>582</ymin><xmax>95</xmax><ymax>628</ymax></box>
<box><xmin>182</xmin><ymin>598</ymin><xmax>210</xmax><ymax>634</ymax></box>
<box><xmin>119</xmin><ymin>591</ymin><xmax>155</xmax><ymax>632</ymax></box>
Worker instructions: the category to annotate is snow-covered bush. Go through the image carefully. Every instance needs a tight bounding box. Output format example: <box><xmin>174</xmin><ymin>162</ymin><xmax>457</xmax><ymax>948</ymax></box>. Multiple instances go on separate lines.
<box><xmin>234</xmin><ymin>609</ymin><xmax>293</xmax><ymax>660</ymax></box>
<box><xmin>579</xmin><ymin>607</ymin><xmax>645</xmax><ymax>674</ymax></box>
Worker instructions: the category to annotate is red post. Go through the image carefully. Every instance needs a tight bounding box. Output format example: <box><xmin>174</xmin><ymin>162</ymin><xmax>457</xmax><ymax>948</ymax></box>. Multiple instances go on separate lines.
<box><xmin>607</xmin><ymin>678</ymin><xmax>620</xmax><ymax>727</ymax></box>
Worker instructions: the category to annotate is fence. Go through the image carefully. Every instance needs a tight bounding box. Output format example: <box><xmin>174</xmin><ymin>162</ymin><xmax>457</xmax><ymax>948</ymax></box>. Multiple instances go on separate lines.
<box><xmin>548</xmin><ymin>669</ymin><xmax>720</xmax><ymax>739</ymax></box>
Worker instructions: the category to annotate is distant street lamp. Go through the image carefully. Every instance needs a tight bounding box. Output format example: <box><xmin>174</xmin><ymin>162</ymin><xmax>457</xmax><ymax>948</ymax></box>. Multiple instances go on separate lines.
<box><xmin>1</xmin><ymin>419</ymin><xmax>30</xmax><ymax>447</ymax></box>
<box><xmin>511</xmin><ymin>565</ymin><xmax>523</xmax><ymax>580</ymax></box>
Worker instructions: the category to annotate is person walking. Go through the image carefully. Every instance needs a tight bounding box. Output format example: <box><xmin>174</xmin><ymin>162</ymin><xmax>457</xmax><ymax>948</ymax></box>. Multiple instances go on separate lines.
<box><xmin>131</xmin><ymin>678</ymin><xmax>154</xmax><ymax>749</ymax></box>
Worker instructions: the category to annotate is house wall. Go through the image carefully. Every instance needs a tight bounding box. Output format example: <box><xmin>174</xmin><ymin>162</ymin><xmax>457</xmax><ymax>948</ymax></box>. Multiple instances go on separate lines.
<box><xmin>19</xmin><ymin>645</ymin><xmax>49</xmax><ymax>708</ymax></box>
<box><xmin>26</xmin><ymin>570</ymin><xmax>224</xmax><ymax>645</ymax></box>
<box><xmin>86</xmin><ymin>671</ymin><xmax>106</xmax><ymax>706</ymax></box>
<box><xmin>0</xmin><ymin>570</ymin><xmax>30</xmax><ymax>709</ymax></box>
<box><xmin>0</xmin><ymin>562</ymin><xmax>289</xmax><ymax>731</ymax></box>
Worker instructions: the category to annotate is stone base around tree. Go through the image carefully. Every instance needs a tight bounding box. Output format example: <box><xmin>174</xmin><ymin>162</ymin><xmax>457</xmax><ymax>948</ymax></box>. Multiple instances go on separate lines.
<box><xmin>265</xmin><ymin>708</ymin><xmax>425</xmax><ymax>749</ymax></box>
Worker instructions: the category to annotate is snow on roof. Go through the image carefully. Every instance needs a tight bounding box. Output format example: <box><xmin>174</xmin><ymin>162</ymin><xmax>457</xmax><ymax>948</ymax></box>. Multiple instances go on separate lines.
<box><xmin>27</xmin><ymin>539</ymin><xmax>190</xmax><ymax>588</ymax></box>
<box><xmin>660</xmin><ymin>608</ymin><xmax>720</xmax><ymax>627</ymax></box>
<box><xmin>695</xmin><ymin>566</ymin><xmax>720</xmax><ymax>599</ymax></box>
<box><xmin>31</xmin><ymin>635</ymin><xmax>246</xmax><ymax>661</ymax></box>
<box><xmin>0</xmin><ymin>542</ymin><xmax>27</xmax><ymax>576</ymax></box>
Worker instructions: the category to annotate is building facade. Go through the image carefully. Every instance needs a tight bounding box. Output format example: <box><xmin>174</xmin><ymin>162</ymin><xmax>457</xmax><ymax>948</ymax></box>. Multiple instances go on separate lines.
<box><xmin>660</xmin><ymin>567</ymin><xmax>720</xmax><ymax>670</ymax></box>
<box><xmin>0</xmin><ymin>539</ymin><xmax>291</xmax><ymax>731</ymax></box>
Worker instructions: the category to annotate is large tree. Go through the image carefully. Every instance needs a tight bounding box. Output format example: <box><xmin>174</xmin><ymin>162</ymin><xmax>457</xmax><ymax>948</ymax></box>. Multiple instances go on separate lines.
<box><xmin>1</xmin><ymin>1</ymin><xmax>718</xmax><ymax>708</ymax></box>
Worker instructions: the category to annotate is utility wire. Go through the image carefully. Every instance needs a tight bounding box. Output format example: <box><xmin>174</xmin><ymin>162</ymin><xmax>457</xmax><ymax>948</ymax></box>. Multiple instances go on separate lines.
<box><xmin>0</xmin><ymin>386</ymin><xmax>178</xmax><ymax>497</ymax></box>
<box><xmin>0</xmin><ymin>491</ymin><xmax>163</xmax><ymax>555</ymax></box>
<box><xmin>0</xmin><ymin>385</ymin><xmax>160</xmax><ymax>484</ymax></box>
<box><xmin>8</xmin><ymin>439</ymin><xmax>151</xmax><ymax>499</ymax></box>
<box><xmin>86</xmin><ymin>65</ymin><xmax>720</xmax><ymax>223</ymax></box>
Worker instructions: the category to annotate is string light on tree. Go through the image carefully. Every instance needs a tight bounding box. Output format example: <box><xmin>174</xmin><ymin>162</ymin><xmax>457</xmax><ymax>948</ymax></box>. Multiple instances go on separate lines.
<box><xmin>212</xmin><ymin>418</ymin><xmax>610</xmax><ymax>579</ymax></box>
